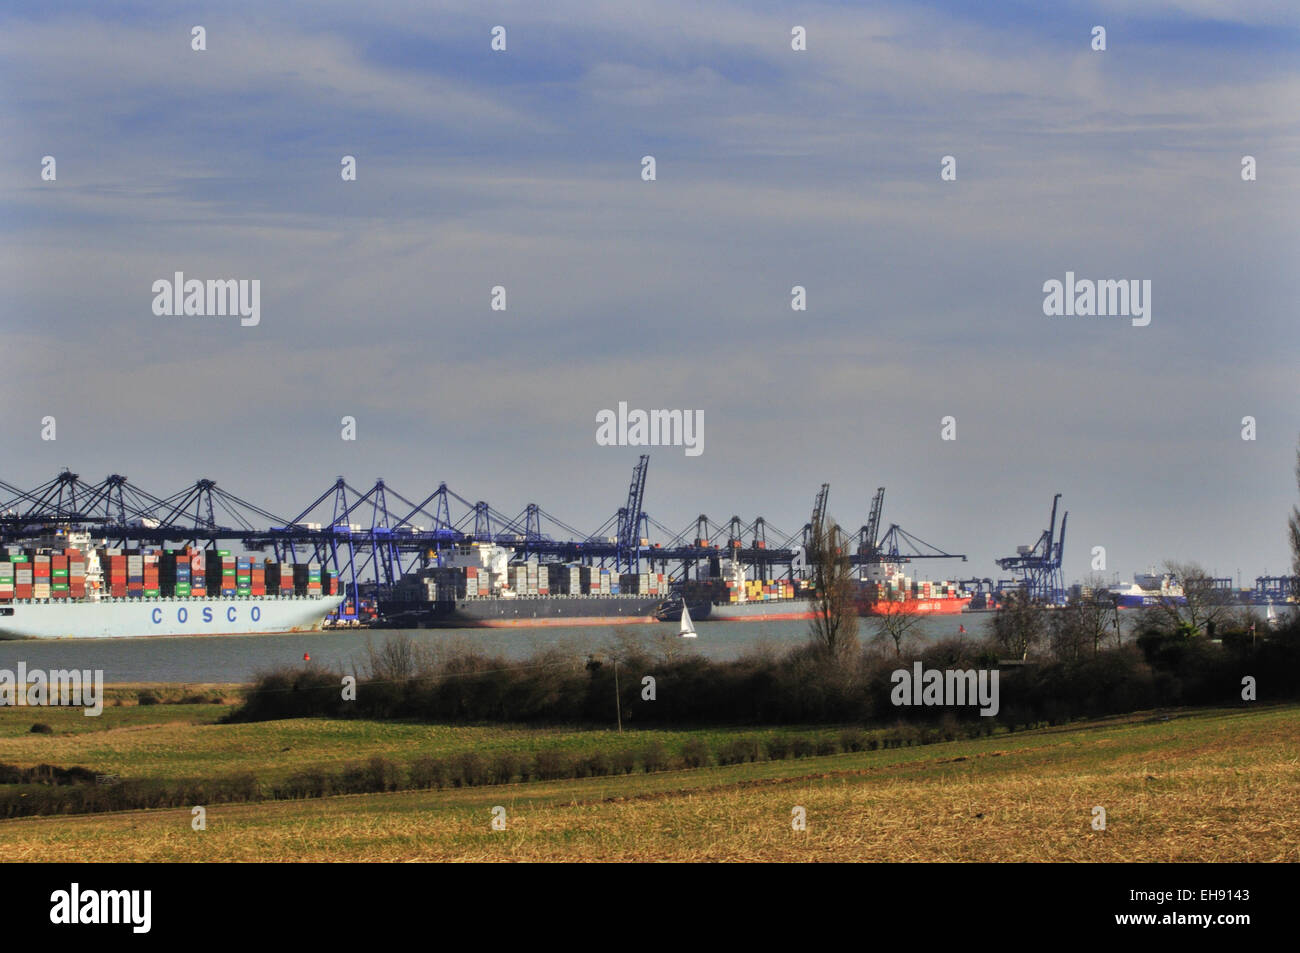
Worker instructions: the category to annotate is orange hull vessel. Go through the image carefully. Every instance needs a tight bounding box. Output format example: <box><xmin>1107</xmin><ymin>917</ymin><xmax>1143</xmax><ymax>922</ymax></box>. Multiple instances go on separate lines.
<box><xmin>859</xmin><ymin>595</ymin><xmax>971</xmax><ymax>616</ymax></box>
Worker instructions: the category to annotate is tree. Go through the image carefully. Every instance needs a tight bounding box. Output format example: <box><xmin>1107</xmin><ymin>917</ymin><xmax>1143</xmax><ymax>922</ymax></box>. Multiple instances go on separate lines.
<box><xmin>1145</xmin><ymin>561</ymin><xmax>1237</xmax><ymax>638</ymax></box>
<box><xmin>807</xmin><ymin>516</ymin><xmax>859</xmax><ymax>663</ymax></box>
<box><xmin>868</xmin><ymin>594</ymin><xmax>925</xmax><ymax>657</ymax></box>
<box><xmin>1289</xmin><ymin>439</ymin><xmax>1300</xmax><ymax>598</ymax></box>
<box><xmin>991</xmin><ymin>586</ymin><xmax>1047</xmax><ymax>660</ymax></box>
<box><xmin>1050</xmin><ymin>584</ymin><xmax>1116</xmax><ymax>661</ymax></box>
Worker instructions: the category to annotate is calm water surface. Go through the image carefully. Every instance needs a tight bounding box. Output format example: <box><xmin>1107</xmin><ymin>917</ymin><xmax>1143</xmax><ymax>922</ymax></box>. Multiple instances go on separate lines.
<box><xmin>0</xmin><ymin>615</ymin><xmax>999</xmax><ymax>683</ymax></box>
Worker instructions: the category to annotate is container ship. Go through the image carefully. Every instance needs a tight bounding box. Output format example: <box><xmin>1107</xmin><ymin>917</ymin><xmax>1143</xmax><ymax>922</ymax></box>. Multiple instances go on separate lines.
<box><xmin>662</xmin><ymin>556</ymin><xmax>970</xmax><ymax>622</ymax></box>
<box><xmin>0</xmin><ymin>532</ymin><xmax>344</xmax><ymax>639</ymax></box>
<box><xmin>667</xmin><ymin>555</ymin><xmax>818</xmax><ymax>622</ymax></box>
<box><xmin>378</xmin><ymin>542</ymin><xmax>666</xmax><ymax>627</ymax></box>
<box><xmin>855</xmin><ymin>562</ymin><xmax>972</xmax><ymax>615</ymax></box>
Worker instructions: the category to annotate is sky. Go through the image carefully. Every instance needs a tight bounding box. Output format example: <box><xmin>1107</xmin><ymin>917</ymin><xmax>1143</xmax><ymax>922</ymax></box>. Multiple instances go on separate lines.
<box><xmin>1</xmin><ymin>0</ymin><xmax>1298</xmax><ymax>586</ymax></box>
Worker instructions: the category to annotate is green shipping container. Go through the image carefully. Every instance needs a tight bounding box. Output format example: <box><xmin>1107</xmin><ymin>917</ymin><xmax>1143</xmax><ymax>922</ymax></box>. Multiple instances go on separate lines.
<box><xmin>237</xmin><ymin>587</ymin><xmax>251</xmax><ymax>596</ymax></box>
<box><xmin>175</xmin><ymin>584</ymin><xmax>191</xmax><ymax>596</ymax></box>
<box><xmin>11</xmin><ymin>555</ymin><xmax>28</xmax><ymax>563</ymax></box>
<box><xmin>144</xmin><ymin>589</ymin><xmax>160</xmax><ymax>597</ymax></box>
<box><xmin>217</xmin><ymin>550</ymin><xmax>232</xmax><ymax>557</ymax></box>
<box><xmin>52</xmin><ymin>568</ymin><xmax>69</xmax><ymax>578</ymax></box>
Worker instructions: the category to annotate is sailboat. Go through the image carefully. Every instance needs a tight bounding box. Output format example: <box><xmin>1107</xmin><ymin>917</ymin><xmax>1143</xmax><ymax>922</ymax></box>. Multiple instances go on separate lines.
<box><xmin>679</xmin><ymin>601</ymin><xmax>698</xmax><ymax>638</ymax></box>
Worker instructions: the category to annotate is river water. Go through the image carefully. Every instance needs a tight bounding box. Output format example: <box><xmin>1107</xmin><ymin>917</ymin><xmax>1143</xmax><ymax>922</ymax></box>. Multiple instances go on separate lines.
<box><xmin>0</xmin><ymin>614</ymin><xmax>998</xmax><ymax>683</ymax></box>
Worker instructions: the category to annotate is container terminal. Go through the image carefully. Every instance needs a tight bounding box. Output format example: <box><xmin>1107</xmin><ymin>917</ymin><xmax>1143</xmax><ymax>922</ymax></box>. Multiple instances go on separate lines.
<box><xmin>1</xmin><ymin>460</ymin><xmax>1293</xmax><ymax>637</ymax></box>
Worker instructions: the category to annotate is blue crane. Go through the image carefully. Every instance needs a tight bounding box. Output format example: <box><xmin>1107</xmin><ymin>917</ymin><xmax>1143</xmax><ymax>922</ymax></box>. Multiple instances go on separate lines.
<box><xmin>615</xmin><ymin>455</ymin><xmax>649</xmax><ymax>575</ymax></box>
<box><xmin>996</xmin><ymin>493</ymin><xmax>1068</xmax><ymax>603</ymax></box>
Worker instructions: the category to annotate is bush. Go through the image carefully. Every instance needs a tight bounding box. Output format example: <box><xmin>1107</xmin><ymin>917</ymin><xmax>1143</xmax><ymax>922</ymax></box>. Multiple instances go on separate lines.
<box><xmin>765</xmin><ymin>736</ymin><xmax>791</xmax><ymax>760</ymax></box>
<box><xmin>839</xmin><ymin>728</ymin><xmax>867</xmax><ymax>752</ymax></box>
<box><xmin>365</xmin><ymin>756</ymin><xmax>399</xmax><ymax>792</ymax></box>
<box><xmin>29</xmin><ymin>723</ymin><xmax>53</xmax><ymax>734</ymax></box>
<box><xmin>277</xmin><ymin>769</ymin><xmax>329</xmax><ymax>799</ymax></box>
<box><xmin>409</xmin><ymin>756</ymin><xmax>449</xmax><ymax>790</ymax></box>
<box><xmin>452</xmin><ymin>752</ymin><xmax>488</xmax><ymax>787</ymax></box>
<box><xmin>491</xmin><ymin>753</ymin><xmax>522</xmax><ymax>785</ymax></box>
<box><xmin>815</xmin><ymin>738</ymin><xmax>839</xmax><ymax>756</ymax></box>
<box><xmin>639</xmin><ymin>742</ymin><xmax>669</xmax><ymax>773</ymax></box>
<box><xmin>716</xmin><ymin>737</ymin><xmax>761</xmax><ymax>765</ymax></box>
<box><xmin>680</xmin><ymin>738</ymin><xmax>711</xmax><ymax>769</ymax></box>
<box><xmin>611</xmin><ymin>749</ymin><xmax>637</xmax><ymax>775</ymax></box>
<box><xmin>534</xmin><ymin>750</ymin><xmax>571</xmax><ymax>781</ymax></box>
<box><xmin>137</xmin><ymin>691</ymin><xmax>159</xmax><ymax>706</ymax></box>
<box><xmin>790</xmin><ymin>737</ymin><xmax>816</xmax><ymax>759</ymax></box>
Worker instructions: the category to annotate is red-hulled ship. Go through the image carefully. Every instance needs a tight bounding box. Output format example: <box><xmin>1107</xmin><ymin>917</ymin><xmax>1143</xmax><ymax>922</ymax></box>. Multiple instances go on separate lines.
<box><xmin>855</xmin><ymin>563</ymin><xmax>971</xmax><ymax>616</ymax></box>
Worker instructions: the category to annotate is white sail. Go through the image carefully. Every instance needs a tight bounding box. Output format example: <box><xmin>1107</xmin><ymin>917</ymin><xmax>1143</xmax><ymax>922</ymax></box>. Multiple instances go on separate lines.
<box><xmin>679</xmin><ymin>601</ymin><xmax>697</xmax><ymax>638</ymax></box>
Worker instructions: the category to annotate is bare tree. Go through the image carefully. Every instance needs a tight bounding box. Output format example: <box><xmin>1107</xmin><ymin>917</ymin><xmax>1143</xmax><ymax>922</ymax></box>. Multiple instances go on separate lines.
<box><xmin>868</xmin><ymin>597</ymin><xmax>925</xmax><ymax>657</ymax></box>
<box><xmin>991</xmin><ymin>587</ymin><xmax>1047</xmax><ymax>660</ymax></box>
<box><xmin>1147</xmin><ymin>561</ymin><xmax>1238</xmax><ymax>637</ymax></box>
<box><xmin>808</xmin><ymin>517</ymin><xmax>859</xmax><ymax>662</ymax></box>
<box><xmin>1050</xmin><ymin>585</ymin><xmax>1116</xmax><ymax>661</ymax></box>
<box><xmin>366</xmin><ymin>634</ymin><xmax>415</xmax><ymax>681</ymax></box>
<box><xmin>1290</xmin><ymin>439</ymin><xmax>1300</xmax><ymax>598</ymax></box>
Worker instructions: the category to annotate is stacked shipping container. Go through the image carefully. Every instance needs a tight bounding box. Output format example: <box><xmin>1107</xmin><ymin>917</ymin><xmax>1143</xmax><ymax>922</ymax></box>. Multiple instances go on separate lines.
<box><xmin>0</xmin><ymin>544</ymin><xmax>337</xmax><ymax>603</ymax></box>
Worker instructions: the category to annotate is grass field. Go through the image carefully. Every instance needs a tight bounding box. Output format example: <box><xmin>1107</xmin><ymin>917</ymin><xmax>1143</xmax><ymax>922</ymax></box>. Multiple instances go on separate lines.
<box><xmin>0</xmin><ymin>701</ymin><xmax>853</xmax><ymax>782</ymax></box>
<box><xmin>2</xmin><ymin>701</ymin><xmax>1296</xmax><ymax>861</ymax></box>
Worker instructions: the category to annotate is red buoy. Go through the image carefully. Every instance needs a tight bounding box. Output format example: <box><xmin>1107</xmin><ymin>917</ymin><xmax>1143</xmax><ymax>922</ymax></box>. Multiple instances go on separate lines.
<box><xmin>303</xmin><ymin>652</ymin><xmax>311</xmax><ymax>661</ymax></box>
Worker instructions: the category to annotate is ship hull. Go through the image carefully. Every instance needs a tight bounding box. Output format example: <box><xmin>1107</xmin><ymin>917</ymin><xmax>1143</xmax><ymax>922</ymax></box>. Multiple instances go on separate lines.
<box><xmin>706</xmin><ymin>600</ymin><xmax>819</xmax><ymax>622</ymax></box>
<box><xmin>378</xmin><ymin>594</ymin><xmax>665</xmax><ymax>628</ymax></box>
<box><xmin>0</xmin><ymin>595</ymin><xmax>345</xmax><ymax>640</ymax></box>
<box><xmin>860</xmin><ymin>597</ymin><xmax>972</xmax><ymax>616</ymax></box>
<box><xmin>1113</xmin><ymin>594</ymin><xmax>1188</xmax><ymax>609</ymax></box>
<box><xmin>704</xmin><ymin>595</ymin><xmax>973</xmax><ymax>621</ymax></box>
<box><xmin>653</xmin><ymin>601</ymin><xmax>713</xmax><ymax>623</ymax></box>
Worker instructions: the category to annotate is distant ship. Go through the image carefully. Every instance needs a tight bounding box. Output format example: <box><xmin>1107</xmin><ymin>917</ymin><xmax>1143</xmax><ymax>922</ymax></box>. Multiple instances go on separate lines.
<box><xmin>1106</xmin><ymin>571</ymin><xmax>1187</xmax><ymax>609</ymax></box>
<box><xmin>0</xmin><ymin>533</ymin><xmax>343</xmax><ymax>639</ymax></box>
<box><xmin>666</xmin><ymin>554</ymin><xmax>818</xmax><ymax>622</ymax></box>
<box><xmin>855</xmin><ymin>561</ymin><xmax>972</xmax><ymax>616</ymax></box>
<box><xmin>378</xmin><ymin>542</ymin><xmax>665</xmax><ymax>627</ymax></box>
<box><xmin>661</xmin><ymin>556</ymin><xmax>970</xmax><ymax>622</ymax></box>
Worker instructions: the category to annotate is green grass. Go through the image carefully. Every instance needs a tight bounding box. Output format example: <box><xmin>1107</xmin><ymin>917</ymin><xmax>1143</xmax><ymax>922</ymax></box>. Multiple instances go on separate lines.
<box><xmin>0</xmin><ymin>698</ymin><xmax>856</xmax><ymax>783</ymax></box>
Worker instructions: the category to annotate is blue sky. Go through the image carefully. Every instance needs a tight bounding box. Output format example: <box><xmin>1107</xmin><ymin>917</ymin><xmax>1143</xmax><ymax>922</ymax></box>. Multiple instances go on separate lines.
<box><xmin>2</xmin><ymin>0</ymin><xmax>1298</xmax><ymax>584</ymax></box>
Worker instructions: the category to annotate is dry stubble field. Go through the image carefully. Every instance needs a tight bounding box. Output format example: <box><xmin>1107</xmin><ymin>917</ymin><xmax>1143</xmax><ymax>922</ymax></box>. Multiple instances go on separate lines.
<box><xmin>3</xmin><ymin>704</ymin><xmax>1297</xmax><ymax>861</ymax></box>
